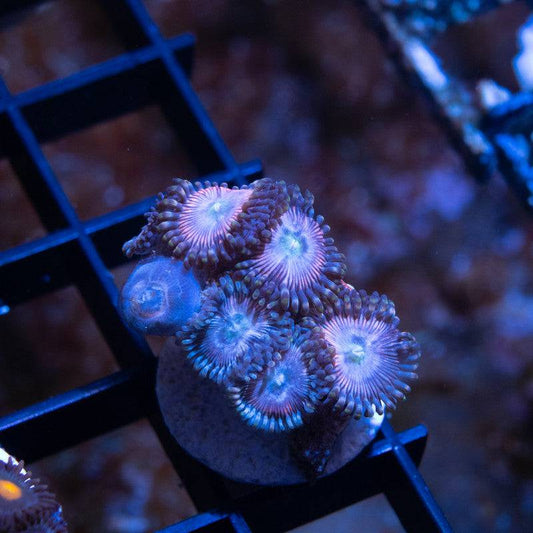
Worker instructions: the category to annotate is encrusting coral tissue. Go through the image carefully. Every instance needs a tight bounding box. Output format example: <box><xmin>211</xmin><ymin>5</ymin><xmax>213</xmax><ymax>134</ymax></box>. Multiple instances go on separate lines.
<box><xmin>120</xmin><ymin>177</ymin><xmax>421</xmax><ymax>479</ymax></box>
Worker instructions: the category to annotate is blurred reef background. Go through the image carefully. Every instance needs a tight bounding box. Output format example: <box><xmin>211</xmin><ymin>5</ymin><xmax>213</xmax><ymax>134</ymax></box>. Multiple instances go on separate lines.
<box><xmin>0</xmin><ymin>0</ymin><xmax>532</xmax><ymax>531</ymax></box>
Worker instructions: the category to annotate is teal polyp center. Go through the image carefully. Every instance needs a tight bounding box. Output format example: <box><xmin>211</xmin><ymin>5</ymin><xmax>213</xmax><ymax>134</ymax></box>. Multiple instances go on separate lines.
<box><xmin>337</xmin><ymin>331</ymin><xmax>376</xmax><ymax>378</ymax></box>
<box><xmin>253</xmin><ymin>349</ymin><xmax>308</xmax><ymax>411</ymax></box>
<box><xmin>133</xmin><ymin>283</ymin><xmax>166</xmax><ymax>318</ymax></box>
<box><xmin>343</xmin><ymin>335</ymin><xmax>368</xmax><ymax>366</ymax></box>
<box><xmin>219</xmin><ymin>311</ymin><xmax>253</xmax><ymax>344</ymax></box>
<box><xmin>323</xmin><ymin>315</ymin><xmax>386</xmax><ymax>383</ymax></box>
<box><xmin>278</xmin><ymin>227</ymin><xmax>308</xmax><ymax>258</ymax></box>
<box><xmin>261</xmin><ymin>365</ymin><xmax>291</xmax><ymax>404</ymax></box>
<box><xmin>206</xmin><ymin>197</ymin><xmax>234</xmax><ymax>221</ymax></box>
<box><xmin>204</xmin><ymin>297</ymin><xmax>266</xmax><ymax>365</ymax></box>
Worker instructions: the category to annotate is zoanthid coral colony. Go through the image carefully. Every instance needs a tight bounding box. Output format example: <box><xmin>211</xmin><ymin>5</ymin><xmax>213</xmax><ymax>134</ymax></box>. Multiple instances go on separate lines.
<box><xmin>120</xmin><ymin>177</ymin><xmax>421</xmax><ymax>476</ymax></box>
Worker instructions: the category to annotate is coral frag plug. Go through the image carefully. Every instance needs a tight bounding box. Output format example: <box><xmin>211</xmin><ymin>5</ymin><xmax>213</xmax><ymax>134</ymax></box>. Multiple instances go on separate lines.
<box><xmin>121</xmin><ymin>177</ymin><xmax>421</xmax><ymax>483</ymax></box>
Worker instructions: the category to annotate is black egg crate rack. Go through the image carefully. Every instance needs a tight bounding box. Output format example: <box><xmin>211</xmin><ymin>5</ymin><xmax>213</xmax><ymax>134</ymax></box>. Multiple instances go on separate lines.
<box><xmin>359</xmin><ymin>0</ymin><xmax>533</xmax><ymax>213</ymax></box>
<box><xmin>0</xmin><ymin>1</ymin><xmax>454</xmax><ymax>532</ymax></box>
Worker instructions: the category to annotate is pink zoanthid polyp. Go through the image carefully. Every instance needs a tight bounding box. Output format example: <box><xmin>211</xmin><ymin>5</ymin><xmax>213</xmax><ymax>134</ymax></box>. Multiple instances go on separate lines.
<box><xmin>123</xmin><ymin>178</ymin><xmax>289</xmax><ymax>271</ymax></box>
<box><xmin>228</xmin><ymin>324</ymin><xmax>331</xmax><ymax>432</ymax></box>
<box><xmin>318</xmin><ymin>289</ymin><xmax>420</xmax><ymax>418</ymax></box>
<box><xmin>234</xmin><ymin>184</ymin><xmax>346</xmax><ymax>315</ymax></box>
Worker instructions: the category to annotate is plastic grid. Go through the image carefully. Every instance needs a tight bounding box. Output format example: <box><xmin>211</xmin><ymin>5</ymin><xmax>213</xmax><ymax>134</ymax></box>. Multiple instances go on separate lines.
<box><xmin>359</xmin><ymin>0</ymin><xmax>533</xmax><ymax>213</ymax></box>
<box><xmin>0</xmin><ymin>1</ymin><xmax>452</xmax><ymax>532</ymax></box>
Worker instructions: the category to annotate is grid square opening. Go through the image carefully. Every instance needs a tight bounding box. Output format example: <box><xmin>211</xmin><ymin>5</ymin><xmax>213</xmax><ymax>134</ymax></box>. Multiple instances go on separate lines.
<box><xmin>0</xmin><ymin>0</ymin><xmax>126</xmax><ymax>94</ymax></box>
<box><xmin>288</xmin><ymin>494</ymin><xmax>403</xmax><ymax>533</ymax></box>
<box><xmin>0</xmin><ymin>284</ymin><xmax>119</xmax><ymax>416</ymax></box>
<box><xmin>0</xmin><ymin>158</ymin><xmax>46</xmax><ymax>251</ymax></box>
<box><xmin>194</xmin><ymin>517</ymin><xmax>239</xmax><ymax>533</ymax></box>
<box><xmin>30</xmin><ymin>418</ymin><xmax>196</xmax><ymax>532</ymax></box>
<box><xmin>42</xmin><ymin>105</ymin><xmax>195</xmax><ymax>221</ymax></box>
<box><xmin>432</xmin><ymin>1</ymin><xmax>531</xmax><ymax>93</ymax></box>
<box><xmin>143</xmin><ymin>0</ymin><xmax>236</xmax><ymax>40</ymax></box>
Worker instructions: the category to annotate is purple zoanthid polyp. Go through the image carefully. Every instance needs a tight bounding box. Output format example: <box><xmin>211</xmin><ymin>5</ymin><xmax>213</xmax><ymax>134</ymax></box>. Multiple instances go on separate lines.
<box><xmin>179</xmin><ymin>275</ymin><xmax>291</xmax><ymax>384</ymax></box>
<box><xmin>123</xmin><ymin>178</ymin><xmax>289</xmax><ymax>270</ymax></box>
<box><xmin>318</xmin><ymin>288</ymin><xmax>420</xmax><ymax>419</ymax></box>
<box><xmin>122</xmin><ymin>177</ymin><xmax>421</xmax><ymax>481</ymax></box>
<box><xmin>119</xmin><ymin>255</ymin><xmax>202</xmax><ymax>336</ymax></box>
<box><xmin>228</xmin><ymin>322</ymin><xmax>331</xmax><ymax>432</ymax></box>
<box><xmin>234</xmin><ymin>184</ymin><xmax>346</xmax><ymax>315</ymax></box>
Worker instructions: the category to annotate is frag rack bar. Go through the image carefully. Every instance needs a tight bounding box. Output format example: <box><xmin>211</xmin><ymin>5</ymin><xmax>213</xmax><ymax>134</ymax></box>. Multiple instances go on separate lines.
<box><xmin>359</xmin><ymin>0</ymin><xmax>533</xmax><ymax>212</ymax></box>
